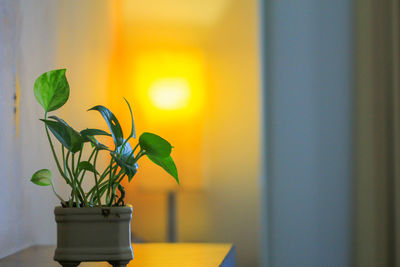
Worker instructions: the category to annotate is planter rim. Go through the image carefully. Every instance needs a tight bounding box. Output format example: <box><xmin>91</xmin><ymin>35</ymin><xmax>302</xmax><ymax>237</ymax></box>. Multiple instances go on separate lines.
<box><xmin>54</xmin><ymin>205</ymin><xmax>132</xmax><ymax>215</ymax></box>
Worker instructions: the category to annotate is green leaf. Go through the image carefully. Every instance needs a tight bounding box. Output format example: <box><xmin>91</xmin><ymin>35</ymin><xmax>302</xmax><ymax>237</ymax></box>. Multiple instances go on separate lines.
<box><xmin>48</xmin><ymin>116</ymin><xmax>83</xmax><ymax>152</ymax></box>
<box><xmin>112</xmin><ymin>154</ymin><xmax>138</xmax><ymax>182</ymax></box>
<box><xmin>88</xmin><ymin>105</ymin><xmax>124</xmax><ymax>147</ymax></box>
<box><xmin>34</xmin><ymin>69</ymin><xmax>70</xmax><ymax>112</ymax></box>
<box><xmin>31</xmin><ymin>169</ymin><xmax>52</xmax><ymax>186</ymax></box>
<box><xmin>139</xmin><ymin>132</ymin><xmax>172</xmax><ymax>158</ymax></box>
<box><xmin>112</xmin><ymin>141</ymin><xmax>138</xmax><ymax>181</ymax></box>
<box><xmin>116</xmin><ymin>140</ymin><xmax>134</xmax><ymax>158</ymax></box>
<box><xmin>77</xmin><ymin>161</ymin><xmax>99</xmax><ymax>174</ymax></box>
<box><xmin>124</xmin><ymin>98</ymin><xmax>136</xmax><ymax>139</ymax></box>
<box><xmin>41</xmin><ymin>120</ymin><xmax>69</xmax><ymax>148</ymax></box>
<box><xmin>41</xmin><ymin>116</ymin><xmax>83</xmax><ymax>153</ymax></box>
<box><xmin>80</xmin><ymin>128</ymin><xmax>111</xmax><ymax>142</ymax></box>
<box><xmin>87</xmin><ymin>136</ymin><xmax>110</xmax><ymax>150</ymax></box>
<box><xmin>84</xmin><ymin>135</ymin><xmax>109</xmax><ymax>150</ymax></box>
<box><xmin>147</xmin><ymin>155</ymin><xmax>179</xmax><ymax>184</ymax></box>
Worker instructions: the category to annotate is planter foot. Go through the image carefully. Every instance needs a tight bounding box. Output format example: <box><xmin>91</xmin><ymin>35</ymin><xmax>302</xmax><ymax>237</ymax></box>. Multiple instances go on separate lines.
<box><xmin>108</xmin><ymin>260</ymin><xmax>131</xmax><ymax>267</ymax></box>
<box><xmin>57</xmin><ymin>261</ymin><xmax>80</xmax><ymax>267</ymax></box>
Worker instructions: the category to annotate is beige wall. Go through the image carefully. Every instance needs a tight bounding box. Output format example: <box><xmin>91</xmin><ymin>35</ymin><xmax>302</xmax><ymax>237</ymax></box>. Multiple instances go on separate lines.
<box><xmin>55</xmin><ymin>0</ymin><xmax>115</xmax><ymax>187</ymax></box>
<box><xmin>202</xmin><ymin>0</ymin><xmax>261</xmax><ymax>265</ymax></box>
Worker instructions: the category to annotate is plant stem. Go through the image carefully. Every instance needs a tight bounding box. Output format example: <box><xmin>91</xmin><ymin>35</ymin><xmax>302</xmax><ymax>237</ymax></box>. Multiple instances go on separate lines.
<box><xmin>71</xmin><ymin>153</ymin><xmax>84</xmax><ymax>204</ymax></box>
<box><xmin>61</xmin><ymin>145</ymin><xmax>73</xmax><ymax>207</ymax></box>
<box><xmin>78</xmin><ymin>148</ymin><xmax>97</xmax><ymax>184</ymax></box>
<box><xmin>89</xmin><ymin>182</ymin><xmax>108</xmax><ymax>203</ymax></box>
<box><xmin>107</xmin><ymin>149</ymin><xmax>146</xmax><ymax>206</ymax></box>
<box><xmin>107</xmin><ymin>158</ymin><xmax>118</xmax><ymax>206</ymax></box>
<box><xmin>92</xmin><ymin>150</ymin><xmax>101</xmax><ymax>206</ymax></box>
<box><xmin>119</xmin><ymin>137</ymin><xmax>132</xmax><ymax>155</ymax></box>
<box><xmin>51</xmin><ymin>182</ymin><xmax>66</xmax><ymax>206</ymax></box>
<box><xmin>71</xmin><ymin>153</ymin><xmax>76</xmax><ymax>179</ymax></box>
<box><xmin>78</xmin><ymin>149</ymin><xmax>109</xmax><ymax>205</ymax></box>
<box><xmin>132</xmin><ymin>143</ymin><xmax>139</xmax><ymax>153</ymax></box>
<box><xmin>98</xmin><ymin>165</ymin><xmax>112</xmax><ymax>182</ymax></box>
<box><xmin>108</xmin><ymin>170</ymin><xmax>127</xmax><ymax>206</ymax></box>
<box><xmin>75</xmin><ymin>148</ymin><xmax>83</xmax><ymax>176</ymax></box>
<box><xmin>65</xmin><ymin>150</ymin><xmax>80</xmax><ymax>207</ymax></box>
<box><xmin>133</xmin><ymin>149</ymin><xmax>146</xmax><ymax>164</ymax></box>
<box><xmin>109</xmin><ymin>184</ymin><xmax>118</xmax><ymax>206</ymax></box>
<box><xmin>44</xmin><ymin>112</ymin><xmax>71</xmax><ymax>186</ymax></box>
<box><xmin>62</xmin><ymin>145</ymin><xmax>67</xmax><ymax>175</ymax></box>
<box><xmin>86</xmin><ymin>167</ymin><xmax>113</xmax><ymax>199</ymax></box>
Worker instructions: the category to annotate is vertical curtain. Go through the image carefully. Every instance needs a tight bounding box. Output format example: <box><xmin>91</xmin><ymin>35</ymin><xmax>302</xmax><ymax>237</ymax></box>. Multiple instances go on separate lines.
<box><xmin>355</xmin><ymin>0</ymin><xmax>400</xmax><ymax>266</ymax></box>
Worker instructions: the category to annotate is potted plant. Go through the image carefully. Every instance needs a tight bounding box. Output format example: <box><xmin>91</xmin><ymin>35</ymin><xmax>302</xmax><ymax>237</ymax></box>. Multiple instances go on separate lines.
<box><xmin>30</xmin><ymin>69</ymin><xmax>179</xmax><ymax>267</ymax></box>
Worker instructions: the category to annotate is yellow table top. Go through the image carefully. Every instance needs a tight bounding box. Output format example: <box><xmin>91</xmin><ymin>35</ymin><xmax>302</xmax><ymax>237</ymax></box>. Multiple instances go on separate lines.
<box><xmin>0</xmin><ymin>243</ymin><xmax>234</xmax><ymax>267</ymax></box>
<box><xmin>129</xmin><ymin>243</ymin><xmax>233</xmax><ymax>266</ymax></box>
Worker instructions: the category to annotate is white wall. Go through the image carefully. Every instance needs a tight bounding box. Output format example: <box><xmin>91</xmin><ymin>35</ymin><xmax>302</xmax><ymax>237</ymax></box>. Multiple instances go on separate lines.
<box><xmin>0</xmin><ymin>0</ymin><xmax>60</xmax><ymax>257</ymax></box>
<box><xmin>263</xmin><ymin>0</ymin><xmax>353</xmax><ymax>266</ymax></box>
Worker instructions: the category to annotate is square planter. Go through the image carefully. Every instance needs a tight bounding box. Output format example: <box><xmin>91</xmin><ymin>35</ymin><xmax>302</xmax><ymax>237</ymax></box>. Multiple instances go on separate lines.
<box><xmin>54</xmin><ymin>206</ymin><xmax>133</xmax><ymax>267</ymax></box>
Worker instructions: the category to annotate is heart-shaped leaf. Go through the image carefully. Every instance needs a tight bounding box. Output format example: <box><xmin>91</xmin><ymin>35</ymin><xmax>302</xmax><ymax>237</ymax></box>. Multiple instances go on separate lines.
<box><xmin>31</xmin><ymin>169</ymin><xmax>52</xmax><ymax>186</ymax></box>
<box><xmin>88</xmin><ymin>105</ymin><xmax>124</xmax><ymax>147</ymax></box>
<box><xmin>147</xmin><ymin>155</ymin><xmax>179</xmax><ymax>184</ymax></box>
<box><xmin>77</xmin><ymin>161</ymin><xmax>99</xmax><ymax>174</ymax></box>
<box><xmin>124</xmin><ymin>98</ymin><xmax>136</xmax><ymax>139</ymax></box>
<box><xmin>41</xmin><ymin>116</ymin><xmax>83</xmax><ymax>153</ymax></box>
<box><xmin>80</xmin><ymin>128</ymin><xmax>111</xmax><ymax>142</ymax></box>
<box><xmin>34</xmin><ymin>69</ymin><xmax>70</xmax><ymax>112</ymax></box>
<box><xmin>139</xmin><ymin>132</ymin><xmax>172</xmax><ymax>158</ymax></box>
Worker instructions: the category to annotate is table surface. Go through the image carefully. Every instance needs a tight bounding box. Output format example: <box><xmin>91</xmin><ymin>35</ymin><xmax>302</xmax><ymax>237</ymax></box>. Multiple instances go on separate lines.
<box><xmin>0</xmin><ymin>243</ymin><xmax>235</xmax><ymax>267</ymax></box>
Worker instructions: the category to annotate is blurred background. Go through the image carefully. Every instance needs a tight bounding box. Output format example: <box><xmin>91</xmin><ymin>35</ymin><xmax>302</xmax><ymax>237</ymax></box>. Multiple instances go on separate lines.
<box><xmin>1</xmin><ymin>0</ymin><xmax>400</xmax><ymax>266</ymax></box>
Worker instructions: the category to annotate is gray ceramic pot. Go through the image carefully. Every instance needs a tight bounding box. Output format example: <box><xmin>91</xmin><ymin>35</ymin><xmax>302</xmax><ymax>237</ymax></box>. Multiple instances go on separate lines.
<box><xmin>54</xmin><ymin>206</ymin><xmax>133</xmax><ymax>267</ymax></box>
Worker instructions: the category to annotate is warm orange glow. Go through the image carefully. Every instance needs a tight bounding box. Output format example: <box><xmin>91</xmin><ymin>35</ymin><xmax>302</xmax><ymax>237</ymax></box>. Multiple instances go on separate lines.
<box><xmin>129</xmin><ymin>50</ymin><xmax>206</xmax><ymax>191</ymax></box>
<box><xmin>107</xmin><ymin>3</ymin><xmax>208</xmax><ymax>193</ymax></box>
<box><xmin>133</xmin><ymin>50</ymin><xmax>205</xmax><ymax>123</ymax></box>
<box><xmin>148</xmin><ymin>77</ymin><xmax>191</xmax><ymax>110</ymax></box>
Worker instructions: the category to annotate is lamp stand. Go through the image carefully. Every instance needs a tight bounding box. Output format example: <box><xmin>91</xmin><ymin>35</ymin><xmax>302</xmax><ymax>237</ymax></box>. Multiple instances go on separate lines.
<box><xmin>167</xmin><ymin>191</ymin><xmax>177</xmax><ymax>242</ymax></box>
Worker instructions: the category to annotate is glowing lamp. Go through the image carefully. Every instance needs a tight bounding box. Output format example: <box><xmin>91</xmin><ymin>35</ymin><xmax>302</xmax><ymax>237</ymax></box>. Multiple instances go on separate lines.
<box><xmin>148</xmin><ymin>78</ymin><xmax>191</xmax><ymax>110</ymax></box>
<box><xmin>117</xmin><ymin>50</ymin><xmax>206</xmax><ymax>242</ymax></box>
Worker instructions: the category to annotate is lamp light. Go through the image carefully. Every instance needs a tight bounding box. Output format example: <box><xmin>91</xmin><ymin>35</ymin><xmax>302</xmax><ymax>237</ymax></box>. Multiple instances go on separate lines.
<box><xmin>122</xmin><ymin>50</ymin><xmax>206</xmax><ymax>242</ymax></box>
<box><xmin>148</xmin><ymin>78</ymin><xmax>191</xmax><ymax>110</ymax></box>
